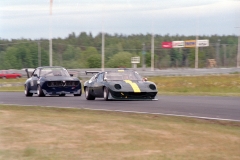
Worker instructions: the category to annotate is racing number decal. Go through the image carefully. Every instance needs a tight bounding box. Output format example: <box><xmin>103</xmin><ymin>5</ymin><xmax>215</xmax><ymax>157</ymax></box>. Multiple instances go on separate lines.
<box><xmin>124</xmin><ymin>80</ymin><xmax>141</xmax><ymax>93</ymax></box>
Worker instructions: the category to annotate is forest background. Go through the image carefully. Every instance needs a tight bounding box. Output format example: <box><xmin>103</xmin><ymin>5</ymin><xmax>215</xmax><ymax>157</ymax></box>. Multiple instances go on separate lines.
<box><xmin>0</xmin><ymin>32</ymin><xmax>238</xmax><ymax>70</ymax></box>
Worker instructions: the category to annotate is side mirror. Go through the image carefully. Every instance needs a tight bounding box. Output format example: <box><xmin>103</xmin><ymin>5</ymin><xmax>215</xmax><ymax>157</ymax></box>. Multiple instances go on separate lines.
<box><xmin>70</xmin><ymin>74</ymin><xmax>73</xmax><ymax>77</ymax></box>
<box><xmin>104</xmin><ymin>77</ymin><xmax>107</xmax><ymax>81</ymax></box>
<box><xmin>33</xmin><ymin>74</ymin><xmax>38</xmax><ymax>77</ymax></box>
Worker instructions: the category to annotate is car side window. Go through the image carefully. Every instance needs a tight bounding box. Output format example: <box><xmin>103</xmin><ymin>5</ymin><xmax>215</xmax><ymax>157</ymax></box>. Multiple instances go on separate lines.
<box><xmin>89</xmin><ymin>74</ymin><xmax>97</xmax><ymax>83</ymax></box>
<box><xmin>97</xmin><ymin>73</ymin><xmax>103</xmax><ymax>82</ymax></box>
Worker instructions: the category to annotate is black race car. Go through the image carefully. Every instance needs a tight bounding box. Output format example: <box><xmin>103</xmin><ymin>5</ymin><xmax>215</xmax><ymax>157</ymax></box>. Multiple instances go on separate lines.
<box><xmin>84</xmin><ymin>69</ymin><xmax>158</xmax><ymax>101</ymax></box>
<box><xmin>24</xmin><ymin>66</ymin><xmax>82</xmax><ymax>97</ymax></box>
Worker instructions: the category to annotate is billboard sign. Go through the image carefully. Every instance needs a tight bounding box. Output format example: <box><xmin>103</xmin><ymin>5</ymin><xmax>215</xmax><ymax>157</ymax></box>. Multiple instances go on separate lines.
<box><xmin>172</xmin><ymin>41</ymin><xmax>184</xmax><ymax>48</ymax></box>
<box><xmin>185</xmin><ymin>40</ymin><xmax>196</xmax><ymax>48</ymax></box>
<box><xmin>197</xmin><ymin>39</ymin><xmax>209</xmax><ymax>47</ymax></box>
<box><xmin>161</xmin><ymin>42</ymin><xmax>172</xmax><ymax>49</ymax></box>
<box><xmin>131</xmin><ymin>57</ymin><xmax>140</xmax><ymax>63</ymax></box>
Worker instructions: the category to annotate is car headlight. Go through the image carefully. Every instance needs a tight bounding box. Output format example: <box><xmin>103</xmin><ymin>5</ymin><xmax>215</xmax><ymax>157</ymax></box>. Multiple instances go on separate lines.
<box><xmin>149</xmin><ymin>84</ymin><xmax>156</xmax><ymax>90</ymax></box>
<box><xmin>47</xmin><ymin>81</ymin><xmax>53</xmax><ymax>87</ymax></box>
<box><xmin>114</xmin><ymin>84</ymin><xmax>121</xmax><ymax>90</ymax></box>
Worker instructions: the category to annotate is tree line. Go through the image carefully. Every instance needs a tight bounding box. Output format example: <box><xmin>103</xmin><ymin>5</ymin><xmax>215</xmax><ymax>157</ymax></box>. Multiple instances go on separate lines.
<box><xmin>0</xmin><ymin>32</ymin><xmax>238</xmax><ymax>70</ymax></box>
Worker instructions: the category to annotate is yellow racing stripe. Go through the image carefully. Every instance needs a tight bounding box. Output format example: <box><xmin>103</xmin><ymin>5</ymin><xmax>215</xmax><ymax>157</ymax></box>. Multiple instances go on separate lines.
<box><xmin>124</xmin><ymin>80</ymin><xmax>141</xmax><ymax>93</ymax></box>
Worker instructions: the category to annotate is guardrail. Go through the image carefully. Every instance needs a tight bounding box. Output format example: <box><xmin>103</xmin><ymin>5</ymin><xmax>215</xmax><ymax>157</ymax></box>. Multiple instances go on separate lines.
<box><xmin>73</xmin><ymin>67</ymin><xmax>240</xmax><ymax>78</ymax></box>
<box><xmin>6</xmin><ymin>67</ymin><xmax>240</xmax><ymax>79</ymax></box>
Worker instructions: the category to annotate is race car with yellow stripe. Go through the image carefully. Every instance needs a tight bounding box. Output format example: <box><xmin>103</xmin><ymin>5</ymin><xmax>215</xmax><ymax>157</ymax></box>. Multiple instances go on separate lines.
<box><xmin>84</xmin><ymin>70</ymin><xmax>158</xmax><ymax>101</ymax></box>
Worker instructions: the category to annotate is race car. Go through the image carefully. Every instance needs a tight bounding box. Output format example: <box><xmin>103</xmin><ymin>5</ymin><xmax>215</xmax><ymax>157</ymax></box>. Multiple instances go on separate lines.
<box><xmin>24</xmin><ymin>66</ymin><xmax>82</xmax><ymax>97</ymax></box>
<box><xmin>0</xmin><ymin>70</ymin><xmax>22</xmax><ymax>79</ymax></box>
<box><xmin>84</xmin><ymin>69</ymin><xmax>158</xmax><ymax>100</ymax></box>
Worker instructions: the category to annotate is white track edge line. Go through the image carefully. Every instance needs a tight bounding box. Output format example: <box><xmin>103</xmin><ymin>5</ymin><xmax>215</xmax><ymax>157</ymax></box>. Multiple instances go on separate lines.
<box><xmin>1</xmin><ymin>103</ymin><xmax>240</xmax><ymax>122</ymax></box>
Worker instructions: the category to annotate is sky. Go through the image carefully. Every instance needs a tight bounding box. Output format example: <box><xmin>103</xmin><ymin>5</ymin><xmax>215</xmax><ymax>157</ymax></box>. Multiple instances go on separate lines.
<box><xmin>0</xmin><ymin>0</ymin><xmax>240</xmax><ymax>40</ymax></box>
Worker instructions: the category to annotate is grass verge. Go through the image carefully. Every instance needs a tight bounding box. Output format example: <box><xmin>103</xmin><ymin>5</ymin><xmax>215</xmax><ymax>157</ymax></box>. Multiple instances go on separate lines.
<box><xmin>0</xmin><ymin>105</ymin><xmax>240</xmax><ymax>160</ymax></box>
<box><xmin>148</xmin><ymin>74</ymin><xmax>240</xmax><ymax>96</ymax></box>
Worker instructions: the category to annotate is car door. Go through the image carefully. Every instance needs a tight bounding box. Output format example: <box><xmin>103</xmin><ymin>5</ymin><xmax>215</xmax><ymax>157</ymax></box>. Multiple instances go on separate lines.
<box><xmin>94</xmin><ymin>73</ymin><xmax>104</xmax><ymax>97</ymax></box>
<box><xmin>5</xmin><ymin>70</ymin><xmax>11</xmax><ymax>78</ymax></box>
<box><xmin>87</xmin><ymin>74</ymin><xmax>98</xmax><ymax>96</ymax></box>
<box><xmin>30</xmin><ymin>69</ymin><xmax>40</xmax><ymax>91</ymax></box>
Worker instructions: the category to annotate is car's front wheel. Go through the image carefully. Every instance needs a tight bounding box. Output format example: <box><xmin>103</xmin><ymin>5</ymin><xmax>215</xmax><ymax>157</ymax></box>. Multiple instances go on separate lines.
<box><xmin>85</xmin><ymin>87</ymin><xmax>95</xmax><ymax>100</ymax></box>
<box><xmin>37</xmin><ymin>85</ymin><xmax>45</xmax><ymax>97</ymax></box>
<box><xmin>25</xmin><ymin>85</ymin><xmax>33</xmax><ymax>97</ymax></box>
<box><xmin>103</xmin><ymin>87</ymin><xmax>109</xmax><ymax>101</ymax></box>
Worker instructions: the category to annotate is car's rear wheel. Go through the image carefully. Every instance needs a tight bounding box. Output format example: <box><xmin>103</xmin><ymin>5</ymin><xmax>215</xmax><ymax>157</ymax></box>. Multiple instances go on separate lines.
<box><xmin>25</xmin><ymin>85</ymin><xmax>33</xmax><ymax>97</ymax></box>
<box><xmin>103</xmin><ymin>87</ymin><xmax>109</xmax><ymax>101</ymax></box>
<box><xmin>37</xmin><ymin>85</ymin><xmax>45</xmax><ymax>97</ymax></box>
<box><xmin>85</xmin><ymin>87</ymin><xmax>95</xmax><ymax>100</ymax></box>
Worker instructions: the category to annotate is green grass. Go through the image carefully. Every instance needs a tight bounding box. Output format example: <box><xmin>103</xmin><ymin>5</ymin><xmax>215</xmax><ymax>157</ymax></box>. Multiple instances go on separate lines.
<box><xmin>148</xmin><ymin>74</ymin><xmax>240</xmax><ymax>96</ymax></box>
<box><xmin>0</xmin><ymin>78</ymin><xmax>26</xmax><ymax>83</ymax></box>
<box><xmin>0</xmin><ymin>78</ymin><xmax>26</xmax><ymax>91</ymax></box>
<box><xmin>0</xmin><ymin>105</ymin><xmax>240</xmax><ymax>160</ymax></box>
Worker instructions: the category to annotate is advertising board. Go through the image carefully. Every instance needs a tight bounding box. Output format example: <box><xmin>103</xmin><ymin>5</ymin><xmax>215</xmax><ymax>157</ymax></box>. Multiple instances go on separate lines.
<box><xmin>131</xmin><ymin>57</ymin><xmax>140</xmax><ymax>64</ymax></box>
<box><xmin>197</xmin><ymin>39</ymin><xmax>209</xmax><ymax>47</ymax></box>
<box><xmin>185</xmin><ymin>40</ymin><xmax>196</xmax><ymax>48</ymax></box>
<box><xmin>172</xmin><ymin>41</ymin><xmax>184</xmax><ymax>48</ymax></box>
<box><xmin>161</xmin><ymin>42</ymin><xmax>172</xmax><ymax>49</ymax></box>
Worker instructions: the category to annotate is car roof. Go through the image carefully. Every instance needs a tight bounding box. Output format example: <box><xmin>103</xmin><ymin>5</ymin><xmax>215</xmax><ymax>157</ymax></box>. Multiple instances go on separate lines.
<box><xmin>105</xmin><ymin>69</ymin><xmax>135</xmax><ymax>73</ymax></box>
<box><xmin>37</xmin><ymin>66</ymin><xmax>64</xmax><ymax>69</ymax></box>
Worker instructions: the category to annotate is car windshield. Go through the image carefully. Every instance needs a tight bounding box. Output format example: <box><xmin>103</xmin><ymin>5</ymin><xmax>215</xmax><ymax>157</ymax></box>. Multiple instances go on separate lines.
<box><xmin>40</xmin><ymin>68</ymin><xmax>70</xmax><ymax>77</ymax></box>
<box><xmin>105</xmin><ymin>70</ymin><xmax>142</xmax><ymax>81</ymax></box>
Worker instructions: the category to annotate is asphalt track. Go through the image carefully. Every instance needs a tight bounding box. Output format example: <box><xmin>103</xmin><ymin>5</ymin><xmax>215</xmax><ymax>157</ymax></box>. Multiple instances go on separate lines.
<box><xmin>0</xmin><ymin>92</ymin><xmax>239</xmax><ymax>122</ymax></box>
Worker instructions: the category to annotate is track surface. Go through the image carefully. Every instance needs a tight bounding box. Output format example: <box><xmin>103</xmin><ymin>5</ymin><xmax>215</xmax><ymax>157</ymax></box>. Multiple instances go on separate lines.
<box><xmin>0</xmin><ymin>92</ymin><xmax>239</xmax><ymax>121</ymax></box>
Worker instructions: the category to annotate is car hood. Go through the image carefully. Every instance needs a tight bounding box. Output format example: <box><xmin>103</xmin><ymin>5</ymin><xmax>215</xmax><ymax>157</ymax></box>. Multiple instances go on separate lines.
<box><xmin>41</xmin><ymin>76</ymin><xmax>79</xmax><ymax>81</ymax></box>
<box><xmin>107</xmin><ymin>80</ymin><xmax>157</xmax><ymax>92</ymax></box>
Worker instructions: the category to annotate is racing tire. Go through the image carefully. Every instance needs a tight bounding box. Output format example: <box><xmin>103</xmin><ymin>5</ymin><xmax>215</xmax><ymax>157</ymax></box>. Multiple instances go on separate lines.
<box><xmin>59</xmin><ymin>94</ymin><xmax>66</xmax><ymax>97</ymax></box>
<box><xmin>37</xmin><ymin>85</ymin><xmax>45</xmax><ymax>97</ymax></box>
<box><xmin>103</xmin><ymin>87</ymin><xmax>109</xmax><ymax>101</ymax></box>
<box><xmin>25</xmin><ymin>85</ymin><xmax>33</xmax><ymax>97</ymax></box>
<box><xmin>85</xmin><ymin>87</ymin><xmax>95</xmax><ymax>100</ymax></box>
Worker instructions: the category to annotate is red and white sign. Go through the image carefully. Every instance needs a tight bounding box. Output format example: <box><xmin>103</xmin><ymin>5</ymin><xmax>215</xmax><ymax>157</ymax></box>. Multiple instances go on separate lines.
<box><xmin>197</xmin><ymin>40</ymin><xmax>209</xmax><ymax>47</ymax></box>
<box><xmin>161</xmin><ymin>42</ymin><xmax>172</xmax><ymax>49</ymax></box>
<box><xmin>172</xmin><ymin>41</ymin><xmax>184</xmax><ymax>48</ymax></box>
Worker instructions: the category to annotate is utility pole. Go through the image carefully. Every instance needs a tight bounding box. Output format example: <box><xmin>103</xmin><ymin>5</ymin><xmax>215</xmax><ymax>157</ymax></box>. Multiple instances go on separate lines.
<box><xmin>101</xmin><ymin>2</ymin><xmax>105</xmax><ymax>71</ymax></box>
<box><xmin>238</xmin><ymin>32</ymin><xmax>240</xmax><ymax>68</ymax></box>
<box><xmin>195</xmin><ymin>36</ymin><xmax>198</xmax><ymax>69</ymax></box>
<box><xmin>223</xmin><ymin>44</ymin><xmax>227</xmax><ymax>67</ymax></box>
<box><xmin>49</xmin><ymin>0</ymin><xmax>53</xmax><ymax>66</ymax></box>
<box><xmin>38</xmin><ymin>41</ymin><xmax>41</xmax><ymax>66</ymax></box>
<box><xmin>151</xmin><ymin>33</ymin><xmax>154</xmax><ymax>71</ymax></box>
<box><xmin>234</xmin><ymin>27</ymin><xmax>240</xmax><ymax>68</ymax></box>
<box><xmin>102</xmin><ymin>32</ymin><xmax>105</xmax><ymax>71</ymax></box>
<box><xmin>195</xmin><ymin>7</ymin><xmax>199</xmax><ymax>69</ymax></box>
<box><xmin>142</xmin><ymin>43</ymin><xmax>146</xmax><ymax>71</ymax></box>
<box><xmin>216</xmin><ymin>39</ymin><xmax>221</xmax><ymax>67</ymax></box>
